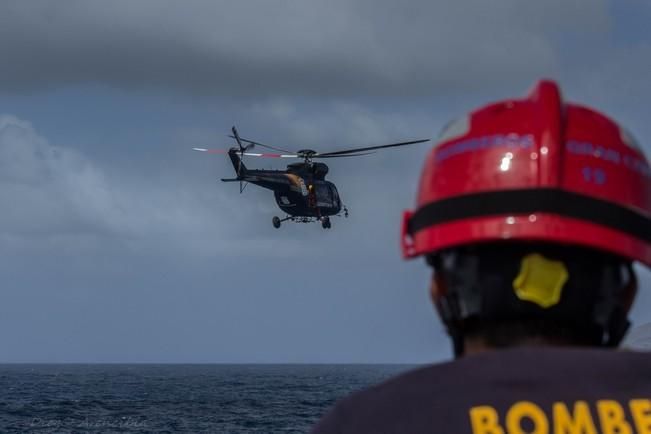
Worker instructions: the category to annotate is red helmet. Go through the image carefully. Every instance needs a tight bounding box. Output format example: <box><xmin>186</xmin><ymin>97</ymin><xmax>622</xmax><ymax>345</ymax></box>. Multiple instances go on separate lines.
<box><xmin>401</xmin><ymin>80</ymin><xmax>651</xmax><ymax>267</ymax></box>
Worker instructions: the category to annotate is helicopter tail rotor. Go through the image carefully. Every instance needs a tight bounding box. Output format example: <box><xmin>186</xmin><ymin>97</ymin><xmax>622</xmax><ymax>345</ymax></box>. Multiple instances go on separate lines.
<box><xmin>231</xmin><ymin>126</ymin><xmax>254</xmax><ymax>192</ymax></box>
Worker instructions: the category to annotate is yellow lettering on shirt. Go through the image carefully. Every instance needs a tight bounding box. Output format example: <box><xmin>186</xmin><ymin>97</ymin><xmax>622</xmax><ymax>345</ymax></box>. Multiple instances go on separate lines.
<box><xmin>630</xmin><ymin>399</ymin><xmax>651</xmax><ymax>434</ymax></box>
<box><xmin>469</xmin><ymin>400</ymin><xmax>651</xmax><ymax>434</ymax></box>
<box><xmin>597</xmin><ymin>400</ymin><xmax>633</xmax><ymax>434</ymax></box>
<box><xmin>470</xmin><ymin>405</ymin><xmax>505</xmax><ymax>434</ymax></box>
<box><xmin>552</xmin><ymin>401</ymin><xmax>597</xmax><ymax>434</ymax></box>
<box><xmin>506</xmin><ymin>401</ymin><xmax>549</xmax><ymax>434</ymax></box>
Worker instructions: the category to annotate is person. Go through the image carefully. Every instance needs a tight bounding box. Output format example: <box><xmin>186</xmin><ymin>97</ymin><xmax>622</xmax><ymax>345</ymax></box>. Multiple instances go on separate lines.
<box><xmin>311</xmin><ymin>80</ymin><xmax>651</xmax><ymax>434</ymax></box>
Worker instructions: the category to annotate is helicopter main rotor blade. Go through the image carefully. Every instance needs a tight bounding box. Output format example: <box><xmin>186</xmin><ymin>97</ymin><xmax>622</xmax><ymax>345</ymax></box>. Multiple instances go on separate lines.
<box><xmin>227</xmin><ymin>135</ymin><xmax>293</xmax><ymax>154</ymax></box>
<box><xmin>193</xmin><ymin>148</ymin><xmax>298</xmax><ymax>158</ymax></box>
<box><xmin>238</xmin><ymin>152</ymin><xmax>298</xmax><ymax>158</ymax></box>
<box><xmin>315</xmin><ymin>139</ymin><xmax>429</xmax><ymax>157</ymax></box>
<box><xmin>193</xmin><ymin>148</ymin><xmax>228</xmax><ymax>154</ymax></box>
<box><xmin>313</xmin><ymin>151</ymin><xmax>377</xmax><ymax>158</ymax></box>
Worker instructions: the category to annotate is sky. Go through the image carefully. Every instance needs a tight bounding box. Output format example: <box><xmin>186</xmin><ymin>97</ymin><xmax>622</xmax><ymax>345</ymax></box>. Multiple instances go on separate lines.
<box><xmin>0</xmin><ymin>0</ymin><xmax>650</xmax><ymax>363</ymax></box>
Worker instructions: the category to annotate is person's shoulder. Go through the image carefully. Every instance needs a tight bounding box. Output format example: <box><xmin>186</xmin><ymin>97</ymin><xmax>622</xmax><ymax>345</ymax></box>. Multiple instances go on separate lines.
<box><xmin>349</xmin><ymin>347</ymin><xmax>651</xmax><ymax>395</ymax></box>
<box><xmin>480</xmin><ymin>346</ymin><xmax>651</xmax><ymax>375</ymax></box>
<box><xmin>310</xmin><ymin>353</ymin><xmax>490</xmax><ymax>433</ymax></box>
<box><xmin>311</xmin><ymin>347</ymin><xmax>651</xmax><ymax>433</ymax></box>
<box><xmin>346</xmin><ymin>347</ymin><xmax>651</xmax><ymax>407</ymax></box>
<box><xmin>310</xmin><ymin>361</ymin><xmax>458</xmax><ymax>434</ymax></box>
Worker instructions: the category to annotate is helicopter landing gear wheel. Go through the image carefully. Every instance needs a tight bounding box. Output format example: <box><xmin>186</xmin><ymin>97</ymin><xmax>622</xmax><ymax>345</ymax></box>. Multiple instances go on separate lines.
<box><xmin>321</xmin><ymin>217</ymin><xmax>331</xmax><ymax>229</ymax></box>
<box><xmin>272</xmin><ymin>216</ymin><xmax>281</xmax><ymax>229</ymax></box>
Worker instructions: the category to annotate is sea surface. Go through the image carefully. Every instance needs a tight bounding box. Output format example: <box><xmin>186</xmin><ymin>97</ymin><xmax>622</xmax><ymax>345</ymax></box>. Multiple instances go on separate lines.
<box><xmin>0</xmin><ymin>364</ymin><xmax>413</xmax><ymax>433</ymax></box>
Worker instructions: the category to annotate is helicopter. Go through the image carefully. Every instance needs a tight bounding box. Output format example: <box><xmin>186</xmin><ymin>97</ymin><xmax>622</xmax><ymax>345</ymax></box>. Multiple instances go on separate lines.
<box><xmin>193</xmin><ymin>127</ymin><xmax>429</xmax><ymax>229</ymax></box>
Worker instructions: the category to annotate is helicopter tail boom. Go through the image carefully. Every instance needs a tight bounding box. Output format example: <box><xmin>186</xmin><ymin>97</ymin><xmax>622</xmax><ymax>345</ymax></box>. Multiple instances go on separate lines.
<box><xmin>228</xmin><ymin>148</ymin><xmax>248</xmax><ymax>178</ymax></box>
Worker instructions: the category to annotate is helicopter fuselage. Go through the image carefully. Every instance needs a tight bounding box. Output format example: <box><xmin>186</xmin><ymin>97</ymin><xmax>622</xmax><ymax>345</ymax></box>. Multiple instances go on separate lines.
<box><xmin>196</xmin><ymin>126</ymin><xmax>428</xmax><ymax>228</ymax></box>
<box><xmin>225</xmin><ymin>149</ymin><xmax>343</xmax><ymax>218</ymax></box>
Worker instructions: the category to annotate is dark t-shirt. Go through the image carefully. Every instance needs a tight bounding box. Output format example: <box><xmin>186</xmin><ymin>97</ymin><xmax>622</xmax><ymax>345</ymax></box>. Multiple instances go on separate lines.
<box><xmin>311</xmin><ymin>347</ymin><xmax>651</xmax><ymax>434</ymax></box>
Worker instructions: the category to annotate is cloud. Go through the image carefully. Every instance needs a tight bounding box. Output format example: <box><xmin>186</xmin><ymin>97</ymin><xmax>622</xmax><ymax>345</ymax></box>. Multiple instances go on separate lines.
<box><xmin>0</xmin><ymin>110</ymin><xmax>444</xmax><ymax>363</ymax></box>
<box><xmin>0</xmin><ymin>114</ymin><xmax>245</xmax><ymax>257</ymax></box>
<box><xmin>1</xmin><ymin>100</ymin><xmax>649</xmax><ymax>362</ymax></box>
<box><xmin>0</xmin><ymin>105</ymin><xmax>430</xmax><ymax>261</ymax></box>
<box><xmin>2</xmin><ymin>1</ymin><xmax>650</xmax><ymax>363</ymax></box>
<box><xmin>0</xmin><ymin>0</ymin><xmax>610</xmax><ymax>97</ymax></box>
<box><xmin>0</xmin><ymin>115</ymin><xmax>118</xmax><ymax>237</ymax></box>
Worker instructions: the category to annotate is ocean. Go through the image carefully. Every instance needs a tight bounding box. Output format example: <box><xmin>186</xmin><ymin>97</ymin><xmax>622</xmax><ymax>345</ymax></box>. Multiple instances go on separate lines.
<box><xmin>0</xmin><ymin>364</ymin><xmax>413</xmax><ymax>433</ymax></box>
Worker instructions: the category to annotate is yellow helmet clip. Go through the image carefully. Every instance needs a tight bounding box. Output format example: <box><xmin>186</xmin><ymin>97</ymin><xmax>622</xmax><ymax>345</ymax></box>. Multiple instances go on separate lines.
<box><xmin>513</xmin><ymin>253</ymin><xmax>569</xmax><ymax>308</ymax></box>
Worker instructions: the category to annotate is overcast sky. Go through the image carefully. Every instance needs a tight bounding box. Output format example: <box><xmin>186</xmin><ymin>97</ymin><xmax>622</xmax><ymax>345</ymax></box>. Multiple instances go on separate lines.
<box><xmin>0</xmin><ymin>0</ymin><xmax>649</xmax><ymax>363</ymax></box>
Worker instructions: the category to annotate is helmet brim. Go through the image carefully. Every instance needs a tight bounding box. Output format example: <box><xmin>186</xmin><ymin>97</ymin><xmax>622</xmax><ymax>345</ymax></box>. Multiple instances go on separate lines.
<box><xmin>402</xmin><ymin>211</ymin><xmax>651</xmax><ymax>267</ymax></box>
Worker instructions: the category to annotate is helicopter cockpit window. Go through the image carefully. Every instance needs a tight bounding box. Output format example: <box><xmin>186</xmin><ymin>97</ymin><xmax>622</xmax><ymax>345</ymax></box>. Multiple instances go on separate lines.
<box><xmin>331</xmin><ymin>185</ymin><xmax>339</xmax><ymax>202</ymax></box>
<box><xmin>316</xmin><ymin>184</ymin><xmax>330</xmax><ymax>199</ymax></box>
<box><xmin>315</xmin><ymin>183</ymin><xmax>333</xmax><ymax>206</ymax></box>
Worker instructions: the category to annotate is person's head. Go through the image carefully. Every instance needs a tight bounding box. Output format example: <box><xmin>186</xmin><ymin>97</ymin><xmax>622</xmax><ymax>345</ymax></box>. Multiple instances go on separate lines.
<box><xmin>401</xmin><ymin>80</ymin><xmax>651</xmax><ymax>357</ymax></box>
